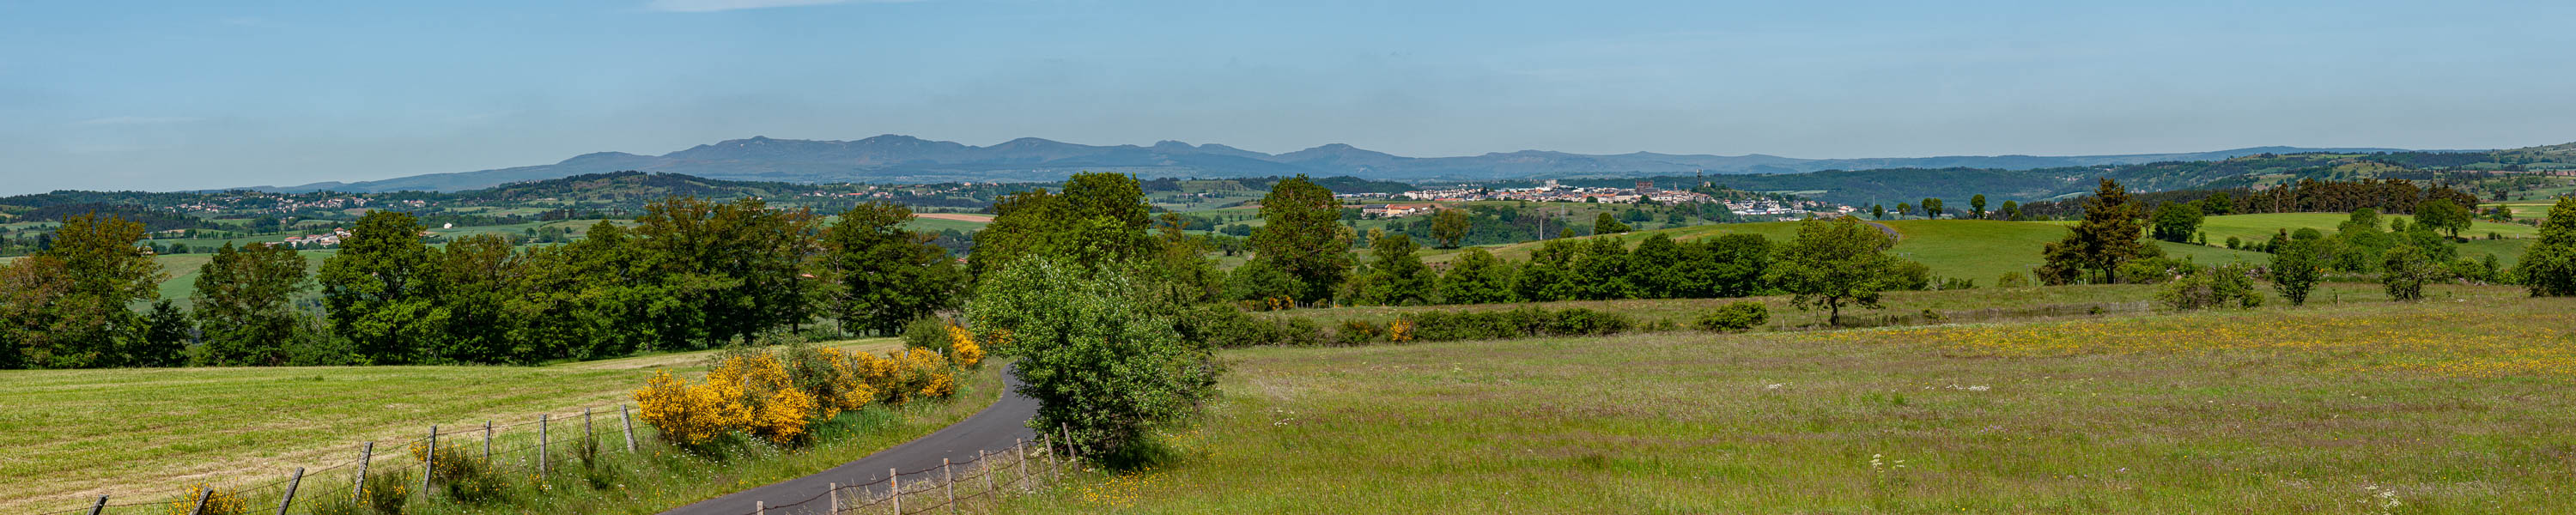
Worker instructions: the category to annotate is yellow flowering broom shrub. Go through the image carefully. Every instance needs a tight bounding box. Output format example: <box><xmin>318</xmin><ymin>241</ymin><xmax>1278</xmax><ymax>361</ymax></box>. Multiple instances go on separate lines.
<box><xmin>947</xmin><ymin>323</ymin><xmax>986</xmax><ymax>368</ymax></box>
<box><xmin>635</xmin><ymin>344</ymin><xmax>957</xmax><ymax>449</ymax></box>
<box><xmin>166</xmin><ymin>484</ymin><xmax>247</xmax><ymax>515</ymax></box>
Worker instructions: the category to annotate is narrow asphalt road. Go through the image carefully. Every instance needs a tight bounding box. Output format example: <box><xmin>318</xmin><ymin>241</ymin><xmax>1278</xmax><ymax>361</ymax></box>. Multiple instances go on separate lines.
<box><xmin>658</xmin><ymin>366</ymin><xmax>1039</xmax><ymax>515</ymax></box>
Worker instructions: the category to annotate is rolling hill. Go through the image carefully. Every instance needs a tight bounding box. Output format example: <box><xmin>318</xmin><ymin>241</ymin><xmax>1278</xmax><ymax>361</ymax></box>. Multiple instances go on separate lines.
<box><xmin>238</xmin><ymin>135</ymin><xmax>2423</xmax><ymax>193</ymax></box>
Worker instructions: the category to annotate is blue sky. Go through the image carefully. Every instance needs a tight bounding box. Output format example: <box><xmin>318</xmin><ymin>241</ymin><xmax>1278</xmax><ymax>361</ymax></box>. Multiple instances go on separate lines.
<box><xmin>3</xmin><ymin>0</ymin><xmax>2574</xmax><ymax>194</ymax></box>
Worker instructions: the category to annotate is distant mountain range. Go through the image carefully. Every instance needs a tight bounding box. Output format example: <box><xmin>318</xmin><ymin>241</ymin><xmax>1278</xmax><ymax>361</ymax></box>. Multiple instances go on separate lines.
<box><xmin>241</xmin><ymin>135</ymin><xmax>2433</xmax><ymax>193</ymax></box>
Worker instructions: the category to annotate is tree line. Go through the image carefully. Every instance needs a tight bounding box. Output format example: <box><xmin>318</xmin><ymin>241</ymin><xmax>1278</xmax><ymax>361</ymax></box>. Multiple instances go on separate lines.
<box><xmin>0</xmin><ymin>197</ymin><xmax>966</xmax><ymax>369</ymax></box>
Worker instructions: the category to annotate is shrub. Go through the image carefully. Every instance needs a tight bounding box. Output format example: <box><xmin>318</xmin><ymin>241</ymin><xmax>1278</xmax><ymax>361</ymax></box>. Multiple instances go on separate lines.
<box><xmin>1334</xmin><ymin>320</ymin><xmax>1385</xmax><ymax>346</ymax></box>
<box><xmin>306</xmin><ymin>494</ymin><xmax>364</xmax><ymax>515</ymax></box>
<box><xmin>361</xmin><ymin>470</ymin><xmax>411</xmax><ymax>515</ymax></box>
<box><xmin>408</xmin><ymin>441</ymin><xmax>507</xmax><ymax>504</ymax></box>
<box><xmin>1180</xmin><ymin>305</ymin><xmax>1326</xmax><ymax>348</ymax></box>
<box><xmin>1996</xmin><ymin>272</ymin><xmax>2031</xmax><ymax>288</ymax></box>
<box><xmin>1695</xmin><ymin>302</ymin><xmax>1769</xmax><ymax>332</ymax></box>
<box><xmin>1398</xmin><ymin>306</ymin><xmax>1635</xmax><ymax>342</ymax></box>
<box><xmin>166</xmin><ymin>484</ymin><xmax>247</xmax><ymax>515</ymax></box>
<box><xmin>635</xmin><ymin>345</ymin><xmax>955</xmax><ymax>450</ymax></box>
<box><xmin>949</xmin><ymin>324</ymin><xmax>986</xmax><ymax>368</ymax></box>
<box><xmin>1546</xmin><ymin>308</ymin><xmax>1632</xmax><ymax>335</ymax></box>
<box><xmin>2159</xmin><ymin>264</ymin><xmax>2266</xmax><ymax>311</ymax></box>
<box><xmin>900</xmin><ymin>317</ymin><xmax>951</xmax><ymax>353</ymax></box>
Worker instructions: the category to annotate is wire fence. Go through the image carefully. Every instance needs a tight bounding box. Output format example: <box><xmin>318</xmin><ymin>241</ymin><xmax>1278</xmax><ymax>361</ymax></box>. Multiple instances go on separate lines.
<box><xmin>32</xmin><ymin>403</ymin><xmax>659</xmax><ymax>515</ymax></box>
<box><xmin>728</xmin><ymin>432</ymin><xmax>1078</xmax><ymax>515</ymax></box>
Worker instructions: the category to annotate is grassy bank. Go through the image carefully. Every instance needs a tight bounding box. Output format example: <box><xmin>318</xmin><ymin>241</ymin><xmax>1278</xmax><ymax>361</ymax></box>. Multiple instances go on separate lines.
<box><xmin>1012</xmin><ymin>296</ymin><xmax>2576</xmax><ymax>513</ymax></box>
<box><xmin>0</xmin><ymin>339</ymin><xmax>910</xmax><ymax>513</ymax></box>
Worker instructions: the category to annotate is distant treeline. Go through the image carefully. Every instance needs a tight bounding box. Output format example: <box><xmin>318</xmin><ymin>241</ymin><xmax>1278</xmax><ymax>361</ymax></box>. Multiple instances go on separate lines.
<box><xmin>2020</xmin><ymin>179</ymin><xmax>2482</xmax><ymax>219</ymax></box>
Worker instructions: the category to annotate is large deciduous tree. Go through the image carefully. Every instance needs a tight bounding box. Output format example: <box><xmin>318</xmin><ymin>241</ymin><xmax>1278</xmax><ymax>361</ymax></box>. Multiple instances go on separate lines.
<box><xmin>820</xmin><ymin>202</ymin><xmax>965</xmax><ymax>336</ymax></box>
<box><xmin>1437</xmin><ymin>247</ymin><xmax>1516</xmax><ymax>305</ymax></box>
<box><xmin>320</xmin><ymin>209</ymin><xmax>444</xmax><ymax>364</ymax></box>
<box><xmin>1362</xmin><ymin>233</ymin><xmax>1433</xmax><ymax>306</ymax></box>
<box><xmin>1429</xmin><ymin>208</ymin><xmax>1471</xmax><ymax>249</ymax></box>
<box><xmin>1767</xmin><ymin>216</ymin><xmax>1905</xmax><ymax>326</ymax></box>
<box><xmin>193</xmin><ymin>242</ymin><xmax>311</xmax><ymax>366</ymax></box>
<box><xmin>2148</xmin><ymin>202</ymin><xmax>2205</xmax><ymax>243</ymax></box>
<box><xmin>2411</xmin><ymin>198</ymin><xmax>2472</xmax><ymax>239</ymax></box>
<box><xmin>966</xmin><ymin>258</ymin><xmax>1221</xmax><ymax>464</ymax></box>
<box><xmin>1250</xmin><ymin>175</ymin><xmax>1354</xmax><ymax>303</ymax></box>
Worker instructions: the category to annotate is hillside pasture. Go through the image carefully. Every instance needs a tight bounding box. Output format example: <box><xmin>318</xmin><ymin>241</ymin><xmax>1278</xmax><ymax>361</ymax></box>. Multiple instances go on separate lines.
<box><xmin>1013</xmin><ymin>296</ymin><xmax>2576</xmax><ymax>513</ymax></box>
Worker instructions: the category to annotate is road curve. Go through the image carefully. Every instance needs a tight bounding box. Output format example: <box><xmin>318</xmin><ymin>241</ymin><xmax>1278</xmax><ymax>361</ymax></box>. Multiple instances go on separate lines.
<box><xmin>658</xmin><ymin>366</ymin><xmax>1038</xmax><ymax>515</ymax></box>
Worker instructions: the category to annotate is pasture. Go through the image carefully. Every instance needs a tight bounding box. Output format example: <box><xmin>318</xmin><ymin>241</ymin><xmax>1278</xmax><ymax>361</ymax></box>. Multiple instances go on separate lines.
<box><xmin>1013</xmin><ymin>295</ymin><xmax>2576</xmax><ymax>513</ymax></box>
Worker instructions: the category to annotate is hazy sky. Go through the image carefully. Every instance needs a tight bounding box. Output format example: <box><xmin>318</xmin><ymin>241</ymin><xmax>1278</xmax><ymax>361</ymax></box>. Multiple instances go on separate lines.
<box><xmin>5</xmin><ymin>0</ymin><xmax>2575</xmax><ymax>194</ymax></box>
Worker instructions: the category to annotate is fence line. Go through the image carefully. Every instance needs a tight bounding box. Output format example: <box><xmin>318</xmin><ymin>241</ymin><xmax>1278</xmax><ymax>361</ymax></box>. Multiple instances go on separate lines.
<box><xmin>33</xmin><ymin>401</ymin><xmax>662</xmax><ymax>515</ymax></box>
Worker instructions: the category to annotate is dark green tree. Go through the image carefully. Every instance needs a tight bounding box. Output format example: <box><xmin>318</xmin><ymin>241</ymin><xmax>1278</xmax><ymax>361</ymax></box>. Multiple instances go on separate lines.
<box><xmin>2512</xmin><ymin>197</ymin><xmax>2576</xmax><ymax>296</ymax></box>
<box><xmin>1921</xmin><ymin>198</ymin><xmax>1944</xmax><ymax>219</ymax></box>
<box><xmin>2037</xmin><ymin>179</ymin><xmax>2151</xmax><ymax>284</ymax></box>
<box><xmin>193</xmin><ymin>242</ymin><xmax>311</xmax><ymax>366</ymax></box>
<box><xmin>2149</xmin><ymin>202</ymin><xmax>2205</xmax><ymax>243</ymax></box>
<box><xmin>1577</xmin><ymin>236</ymin><xmax>1637</xmax><ymax>300</ymax></box>
<box><xmin>966</xmin><ymin>258</ymin><xmax>1221</xmax><ymax>464</ymax></box>
<box><xmin>18</xmin><ymin>213</ymin><xmax>167</xmax><ymax>368</ymax></box>
<box><xmin>320</xmin><ymin>210</ymin><xmax>447</xmax><ymax>364</ymax></box>
<box><xmin>1970</xmin><ymin>194</ymin><xmax>1988</xmax><ymax>219</ymax></box>
<box><xmin>1250</xmin><ymin>175</ymin><xmax>1355</xmax><ymax>303</ymax></box>
<box><xmin>1362</xmin><ymin>233</ymin><xmax>1433</xmax><ymax>306</ymax></box>
<box><xmin>2380</xmin><ymin>245</ymin><xmax>2433</xmax><ymax>301</ymax></box>
<box><xmin>1593</xmin><ymin>212</ymin><xmax>1631</xmax><ymax>235</ymax></box>
<box><xmin>1625</xmin><ymin>233</ymin><xmax>1688</xmax><ymax>298</ymax></box>
<box><xmin>1690</xmin><ymin>233</ymin><xmax>1773</xmax><ymax>298</ymax></box>
<box><xmin>2411</xmin><ymin>198</ymin><xmax>2472</xmax><ymax>239</ymax></box>
<box><xmin>820</xmin><ymin>202</ymin><xmax>965</xmax><ymax>336</ymax></box>
<box><xmin>1437</xmin><ymin>247</ymin><xmax>1516</xmax><ymax>305</ymax></box>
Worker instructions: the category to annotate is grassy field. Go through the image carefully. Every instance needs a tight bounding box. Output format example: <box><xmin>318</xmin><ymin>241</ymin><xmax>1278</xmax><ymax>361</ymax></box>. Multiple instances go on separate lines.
<box><xmin>1420</xmin><ymin>219</ymin><xmax>2275</xmax><ymax>285</ymax></box>
<box><xmin>0</xmin><ymin>339</ymin><xmax>911</xmax><ymax>513</ymax></box>
<box><xmin>2190</xmin><ymin>213</ymin><xmax>2541</xmax><ymax>243</ymax></box>
<box><xmin>1012</xmin><ymin>295</ymin><xmax>2576</xmax><ymax>513</ymax></box>
<box><xmin>1265</xmin><ymin>282</ymin><xmax>2525</xmax><ymax>332</ymax></box>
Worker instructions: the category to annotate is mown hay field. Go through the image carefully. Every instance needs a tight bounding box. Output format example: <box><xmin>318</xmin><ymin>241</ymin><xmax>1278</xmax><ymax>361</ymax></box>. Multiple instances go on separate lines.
<box><xmin>1014</xmin><ymin>296</ymin><xmax>2576</xmax><ymax>513</ymax></box>
<box><xmin>0</xmin><ymin>339</ymin><xmax>902</xmax><ymax>513</ymax></box>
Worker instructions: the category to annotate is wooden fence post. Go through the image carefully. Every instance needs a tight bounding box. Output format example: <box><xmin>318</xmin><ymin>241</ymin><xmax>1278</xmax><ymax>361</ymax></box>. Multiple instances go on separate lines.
<box><xmin>621</xmin><ymin>404</ymin><xmax>638</xmax><ymax>452</ymax></box>
<box><xmin>187</xmin><ymin>488</ymin><xmax>212</xmax><ymax>515</ymax></box>
<box><xmin>422</xmin><ymin>425</ymin><xmax>438</xmax><ymax>497</ymax></box>
<box><xmin>85</xmin><ymin>495</ymin><xmax>106</xmax><ymax>515</ymax></box>
<box><xmin>483</xmin><ymin>421</ymin><xmax>494</xmax><ymax>462</ymax></box>
<box><xmin>584</xmin><ymin>407</ymin><xmax>594</xmax><ymax>446</ymax></box>
<box><xmin>978</xmin><ymin>450</ymin><xmax>993</xmax><ymax>507</ymax></box>
<box><xmin>1060</xmin><ymin>424</ymin><xmax>1077</xmax><ymax>464</ymax></box>
<box><xmin>274</xmin><ymin>467</ymin><xmax>304</xmax><ymax>515</ymax></box>
<box><xmin>828</xmin><ymin>482</ymin><xmax>839</xmax><ymax>515</ymax></box>
<box><xmin>942</xmin><ymin>457</ymin><xmax>956</xmax><ymax>515</ymax></box>
<box><xmin>889</xmin><ymin>468</ymin><xmax>902</xmax><ymax>515</ymax></box>
<box><xmin>352</xmin><ymin>442</ymin><xmax>374</xmax><ymax>503</ymax></box>
<box><xmin>1014</xmin><ymin>439</ymin><xmax>1030</xmax><ymax>492</ymax></box>
<box><xmin>538</xmin><ymin>414</ymin><xmax>550</xmax><ymax>480</ymax></box>
<box><xmin>754</xmin><ymin>500</ymin><xmax>763</xmax><ymax>515</ymax></box>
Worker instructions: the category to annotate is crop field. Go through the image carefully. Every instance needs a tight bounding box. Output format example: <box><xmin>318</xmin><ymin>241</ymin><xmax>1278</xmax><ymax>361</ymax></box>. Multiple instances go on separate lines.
<box><xmin>1012</xmin><ymin>296</ymin><xmax>2576</xmax><ymax>513</ymax></box>
<box><xmin>0</xmin><ymin>339</ymin><xmax>906</xmax><ymax>513</ymax></box>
